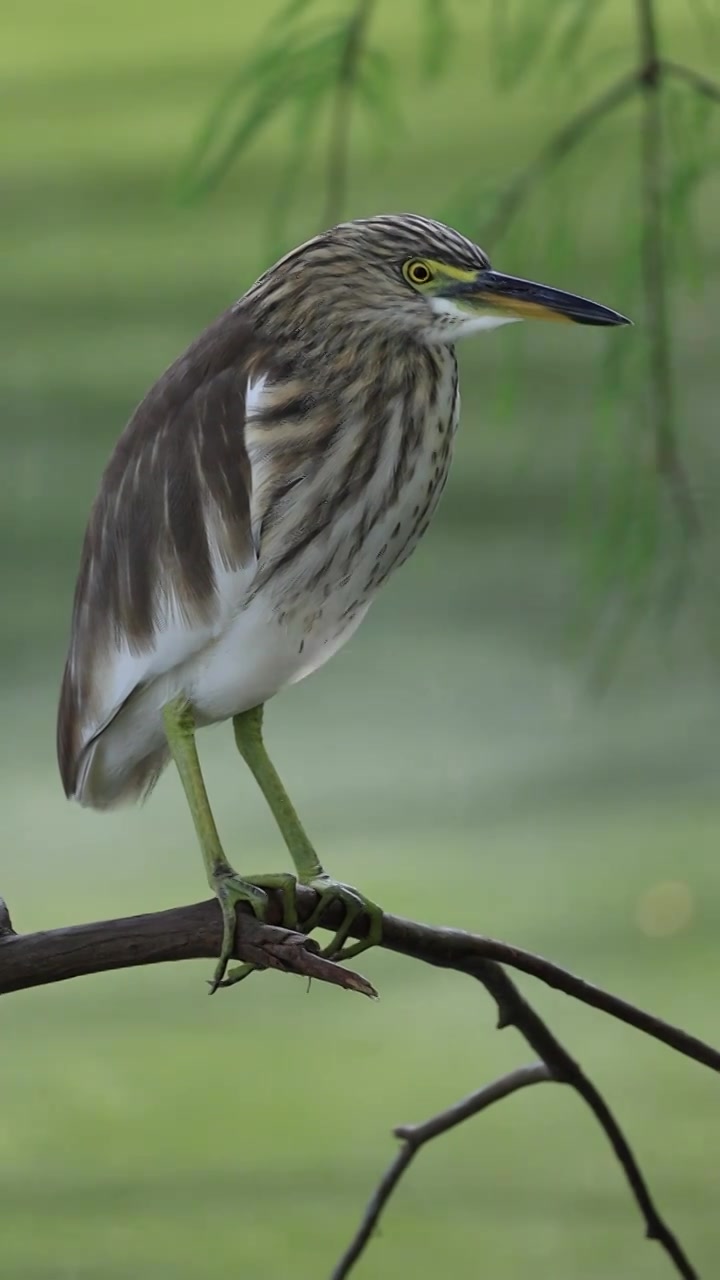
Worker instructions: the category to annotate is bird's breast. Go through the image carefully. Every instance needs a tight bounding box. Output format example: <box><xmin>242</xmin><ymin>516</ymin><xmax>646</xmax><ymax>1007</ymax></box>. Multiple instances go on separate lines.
<box><xmin>242</xmin><ymin>345</ymin><xmax>460</xmax><ymax>680</ymax></box>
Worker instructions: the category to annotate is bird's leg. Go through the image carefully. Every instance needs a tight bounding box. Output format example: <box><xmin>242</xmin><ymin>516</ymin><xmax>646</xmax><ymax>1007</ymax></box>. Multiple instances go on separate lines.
<box><xmin>162</xmin><ymin>698</ymin><xmax>295</xmax><ymax>993</ymax></box>
<box><xmin>231</xmin><ymin>704</ymin><xmax>383</xmax><ymax>971</ymax></box>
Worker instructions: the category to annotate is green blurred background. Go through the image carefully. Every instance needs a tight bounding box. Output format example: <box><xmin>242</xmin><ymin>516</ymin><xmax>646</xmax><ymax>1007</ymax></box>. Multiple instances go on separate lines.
<box><xmin>3</xmin><ymin>1</ymin><xmax>719</xmax><ymax>1276</ymax></box>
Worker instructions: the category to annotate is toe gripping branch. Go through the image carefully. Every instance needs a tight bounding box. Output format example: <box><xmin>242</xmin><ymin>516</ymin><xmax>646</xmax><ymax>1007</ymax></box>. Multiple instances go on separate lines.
<box><xmin>215</xmin><ymin>889</ymin><xmax>379</xmax><ymax>998</ymax></box>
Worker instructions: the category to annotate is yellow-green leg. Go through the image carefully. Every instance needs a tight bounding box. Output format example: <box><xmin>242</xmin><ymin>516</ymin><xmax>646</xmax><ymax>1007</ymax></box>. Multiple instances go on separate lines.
<box><xmin>163</xmin><ymin>698</ymin><xmax>297</xmax><ymax>992</ymax></box>
<box><xmin>229</xmin><ymin>704</ymin><xmax>382</xmax><ymax>983</ymax></box>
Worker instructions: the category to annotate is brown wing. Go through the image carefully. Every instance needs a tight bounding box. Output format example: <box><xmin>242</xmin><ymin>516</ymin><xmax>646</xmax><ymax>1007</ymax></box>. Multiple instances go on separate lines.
<box><xmin>57</xmin><ymin>305</ymin><xmax>272</xmax><ymax>799</ymax></box>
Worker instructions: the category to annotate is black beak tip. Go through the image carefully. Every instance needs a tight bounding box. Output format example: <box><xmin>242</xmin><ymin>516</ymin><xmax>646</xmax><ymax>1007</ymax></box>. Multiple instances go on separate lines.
<box><xmin>575</xmin><ymin>308</ymin><xmax>633</xmax><ymax>328</ymax></box>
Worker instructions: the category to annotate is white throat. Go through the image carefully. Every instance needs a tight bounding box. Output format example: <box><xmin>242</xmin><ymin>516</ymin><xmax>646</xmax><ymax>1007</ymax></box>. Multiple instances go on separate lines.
<box><xmin>428</xmin><ymin>296</ymin><xmax>520</xmax><ymax>339</ymax></box>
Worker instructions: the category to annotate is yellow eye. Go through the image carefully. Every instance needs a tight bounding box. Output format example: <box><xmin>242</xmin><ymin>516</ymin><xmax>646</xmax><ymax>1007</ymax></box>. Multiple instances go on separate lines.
<box><xmin>404</xmin><ymin>259</ymin><xmax>433</xmax><ymax>286</ymax></box>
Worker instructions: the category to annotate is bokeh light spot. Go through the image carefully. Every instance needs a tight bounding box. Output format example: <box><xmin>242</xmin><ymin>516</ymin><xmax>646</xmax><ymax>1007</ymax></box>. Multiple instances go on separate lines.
<box><xmin>635</xmin><ymin>881</ymin><xmax>694</xmax><ymax>938</ymax></box>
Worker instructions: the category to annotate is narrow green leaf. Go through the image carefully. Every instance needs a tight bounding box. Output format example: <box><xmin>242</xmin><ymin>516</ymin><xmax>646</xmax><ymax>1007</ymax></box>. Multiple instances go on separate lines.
<box><xmin>489</xmin><ymin>0</ymin><xmax>599</xmax><ymax>90</ymax></box>
<box><xmin>419</xmin><ymin>0</ymin><xmax>455</xmax><ymax>80</ymax></box>
<box><xmin>180</xmin><ymin>23</ymin><xmax>349</xmax><ymax>199</ymax></box>
<box><xmin>275</xmin><ymin>0</ymin><xmax>319</xmax><ymax>22</ymax></box>
<box><xmin>355</xmin><ymin>45</ymin><xmax>404</xmax><ymax>131</ymax></box>
<box><xmin>554</xmin><ymin>0</ymin><xmax>607</xmax><ymax>63</ymax></box>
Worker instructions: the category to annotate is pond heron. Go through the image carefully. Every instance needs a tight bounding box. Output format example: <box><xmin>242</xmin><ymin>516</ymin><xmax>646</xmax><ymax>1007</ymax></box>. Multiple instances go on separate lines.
<box><xmin>57</xmin><ymin>214</ymin><xmax>630</xmax><ymax>990</ymax></box>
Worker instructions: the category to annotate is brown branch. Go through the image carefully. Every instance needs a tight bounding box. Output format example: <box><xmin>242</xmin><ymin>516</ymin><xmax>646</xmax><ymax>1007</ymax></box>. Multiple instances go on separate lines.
<box><xmin>663</xmin><ymin>57</ymin><xmax>720</xmax><ymax>105</ymax></box>
<box><xmin>480</xmin><ymin>71</ymin><xmax>641</xmax><ymax>246</ymax></box>
<box><xmin>322</xmin><ymin>0</ymin><xmax>374</xmax><ymax>228</ymax></box>
<box><xmin>333</xmin><ymin>958</ymin><xmax>698</xmax><ymax>1278</ymax></box>
<box><xmin>330</xmin><ymin>1064</ymin><xmax>551</xmax><ymax>1280</ymax></box>
<box><xmin>636</xmin><ymin>0</ymin><xmax>701</xmax><ymax>537</ymax></box>
<box><xmin>461</xmin><ymin>959</ymin><xmax>696</xmax><ymax>1280</ymax></box>
<box><xmin>379</xmin><ymin>912</ymin><xmax>720</xmax><ymax>1073</ymax></box>
<box><xmin>1</xmin><ymin>891</ymin><xmax>718</xmax><ymax>1072</ymax></box>
<box><xmin>0</xmin><ymin>889</ymin><xmax>708</xmax><ymax>1277</ymax></box>
<box><xmin>0</xmin><ymin>896</ymin><xmax>377</xmax><ymax>1000</ymax></box>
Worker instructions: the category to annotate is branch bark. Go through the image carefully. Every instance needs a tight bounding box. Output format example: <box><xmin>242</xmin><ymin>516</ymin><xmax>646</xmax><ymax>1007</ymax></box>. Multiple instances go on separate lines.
<box><xmin>1</xmin><ymin>890</ymin><xmax>717</xmax><ymax>1072</ymax></box>
<box><xmin>0</xmin><ymin>894</ymin><xmax>377</xmax><ymax>1000</ymax></box>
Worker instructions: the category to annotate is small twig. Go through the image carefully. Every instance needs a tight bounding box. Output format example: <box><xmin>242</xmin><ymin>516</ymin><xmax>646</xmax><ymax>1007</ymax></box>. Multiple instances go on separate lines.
<box><xmin>663</xmin><ymin>57</ymin><xmax>720</xmax><ymax>105</ymax></box>
<box><xmin>0</xmin><ymin>897</ymin><xmax>16</xmax><ymax>939</ymax></box>
<box><xmin>322</xmin><ymin>0</ymin><xmax>374</xmax><ymax>227</ymax></box>
<box><xmin>636</xmin><ymin>0</ymin><xmax>701</xmax><ymax>537</ymax></box>
<box><xmin>481</xmin><ymin>70</ymin><xmax>641</xmax><ymax>245</ymax></box>
<box><xmin>330</xmin><ymin>1064</ymin><xmax>550</xmax><ymax>1280</ymax></box>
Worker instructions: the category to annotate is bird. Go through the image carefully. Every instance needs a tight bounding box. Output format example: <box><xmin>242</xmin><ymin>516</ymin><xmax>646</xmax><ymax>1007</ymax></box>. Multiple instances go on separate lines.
<box><xmin>57</xmin><ymin>213</ymin><xmax>630</xmax><ymax>990</ymax></box>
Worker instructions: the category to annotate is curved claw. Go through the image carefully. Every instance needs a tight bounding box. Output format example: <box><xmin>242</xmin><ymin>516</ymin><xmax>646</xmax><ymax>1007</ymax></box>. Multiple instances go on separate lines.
<box><xmin>210</xmin><ymin>873</ymin><xmax>269</xmax><ymax>994</ymax></box>
<box><xmin>301</xmin><ymin>874</ymin><xmax>383</xmax><ymax>962</ymax></box>
<box><xmin>213</xmin><ymin>871</ymin><xmax>300</xmax><ymax>990</ymax></box>
<box><xmin>210</xmin><ymin>871</ymin><xmax>382</xmax><ymax>990</ymax></box>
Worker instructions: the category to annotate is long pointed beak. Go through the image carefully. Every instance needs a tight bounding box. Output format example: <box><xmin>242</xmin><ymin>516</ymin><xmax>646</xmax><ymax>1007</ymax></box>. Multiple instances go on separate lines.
<box><xmin>454</xmin><ymin>269</ymin><xmax>631</xmax><ymax>327</ymax></box>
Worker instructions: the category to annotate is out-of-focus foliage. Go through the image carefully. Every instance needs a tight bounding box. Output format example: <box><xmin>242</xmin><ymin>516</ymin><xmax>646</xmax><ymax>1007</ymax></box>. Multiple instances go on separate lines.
<box><xmin>488</xmin><ymin>0</ymin><xmax>609</xmax><ymax>89</ymax></box>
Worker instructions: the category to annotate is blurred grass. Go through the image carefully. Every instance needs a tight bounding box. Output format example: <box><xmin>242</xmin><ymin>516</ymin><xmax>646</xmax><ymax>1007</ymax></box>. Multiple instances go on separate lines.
<box><xmin>2</xmin><ymin>0</ymin><xmax>720</xmax><ymax>1276</ymax></box>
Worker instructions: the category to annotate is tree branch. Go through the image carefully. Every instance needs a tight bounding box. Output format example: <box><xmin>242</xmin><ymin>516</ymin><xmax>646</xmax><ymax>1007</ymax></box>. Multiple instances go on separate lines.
<box><xmin>460</xmin><ymin>958</ymin><xmax>697</xmax><ymax>1280</ymax></box>
<box><xmin>332</xmin><ymin>951</ymin><xmax>698</xmax><ymax>1279</ymax></box>
<box><xmin>1</xmin><ymin>890</ymin><xmax>717</xmax><ymax>1072</ymax></box>
<box><xmin>0</xmin><ymin>895</ymin><xmax>377</xmax><ymax>1000</ymax></box>
<box><xmin>1</xmin><ymin>888</ymin><xmax>709</xmax><ymax>1277</ymax></box>
<box><xmin>330</xmin><ymin>1064</ymin><xmax>551</xmax><ymax>1280</ymax></box>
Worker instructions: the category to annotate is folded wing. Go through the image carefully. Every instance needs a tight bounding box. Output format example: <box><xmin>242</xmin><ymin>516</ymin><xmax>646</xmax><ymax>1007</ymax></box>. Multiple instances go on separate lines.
<box><xmin>57</xmin><ymin>307</ymin><xmax>271</xmax><ymax>806</ymax></box>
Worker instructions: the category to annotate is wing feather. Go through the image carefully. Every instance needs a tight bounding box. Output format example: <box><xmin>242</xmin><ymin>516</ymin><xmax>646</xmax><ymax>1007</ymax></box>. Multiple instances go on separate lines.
<box><xmin>57</xmin><ymin>305</ymin><xmax>273</xmax><ymax>801</ymax></box>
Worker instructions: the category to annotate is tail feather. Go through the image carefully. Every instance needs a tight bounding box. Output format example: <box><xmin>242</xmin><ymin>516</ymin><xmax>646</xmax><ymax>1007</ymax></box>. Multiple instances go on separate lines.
<box><xmin>57</xmin><ymin>660</ymin><xmax>81</xmax><ymax>799</ymax></box>
<box><xmin>57</xmin><ymin>659</ymin><xmax>170</xmax><ymax>809</ymax></box>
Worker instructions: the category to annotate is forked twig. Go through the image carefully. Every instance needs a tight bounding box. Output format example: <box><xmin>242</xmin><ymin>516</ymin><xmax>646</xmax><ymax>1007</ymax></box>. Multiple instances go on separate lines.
<box><xmin>331</xmin><ymin>952</ymin><xmax>698</xmax><ymax>1278</ymax></box>
<box><xmin>330</xmin><ymin>1064</ymin><xmax>551</xmax><ymax>1280</ymax></box>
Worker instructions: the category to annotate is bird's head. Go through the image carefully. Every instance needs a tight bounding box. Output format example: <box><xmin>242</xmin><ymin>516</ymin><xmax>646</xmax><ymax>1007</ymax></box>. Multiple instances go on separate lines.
<box><xmin>250</xmin><ymin>214</ymin><xmax>630</xmax><ymax>345</ymax></box>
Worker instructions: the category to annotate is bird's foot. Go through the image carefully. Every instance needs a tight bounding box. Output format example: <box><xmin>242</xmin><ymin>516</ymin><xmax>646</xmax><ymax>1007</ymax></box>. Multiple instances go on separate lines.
<box><xmin>214</xmin><ymin>871</ymin><xmax>382</xmax><ymax>989</ymax></box>
<box><xmin>300</xmin><ymin>872</ymin><xmax>383</xmax><ymax>962</ymax></box>
<box><xmin>212</xmin><ymin>871</ymin><xmax>298</xmax><ymax>991</ymax></box>
<box><xmin>210</xmin><ymin>870</ymin><xmax>302</xmax><ymax>993</ymax></box>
